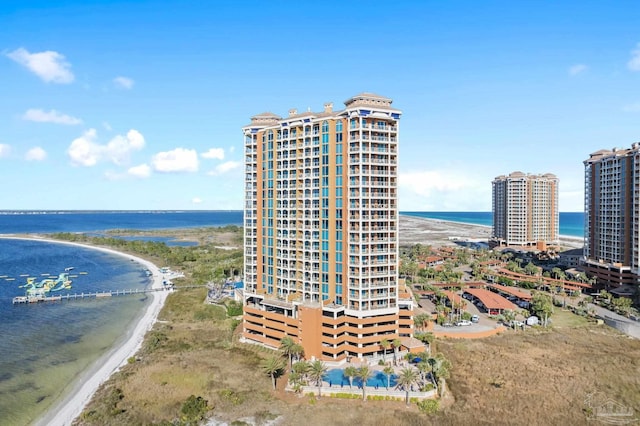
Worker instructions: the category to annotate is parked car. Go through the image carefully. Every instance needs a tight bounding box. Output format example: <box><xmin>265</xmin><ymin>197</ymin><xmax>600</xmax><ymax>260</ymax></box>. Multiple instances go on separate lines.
<box><xmin>471</xmin><ymin>315</ymin><xmax>479</xmax><ymax>323</ymax></box>
<box><xmin>442</xmin><ymin>322</ymin><xmax>453</xmax><ymax>327</ymax></box>
<box><xmin>456</xmin><ymin>320</ymin><xmax>472</xmax><ymax>326</ymax></box>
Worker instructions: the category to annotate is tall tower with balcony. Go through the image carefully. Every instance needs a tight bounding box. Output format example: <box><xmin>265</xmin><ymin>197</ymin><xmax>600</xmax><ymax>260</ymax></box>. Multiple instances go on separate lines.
<box><xmin>491</xmin><ymin>171</ymin><xmax>559</xmax><ymax>249</ymax></box>
<box><xmin>584</xmin><ymin>144</ymin><xmax>640</xmax><ymax>288</ymax></box>
<box><xmin>242</xmin><ymin>93</ymin><xmax>414</xmax><ymax>361</ymax></box>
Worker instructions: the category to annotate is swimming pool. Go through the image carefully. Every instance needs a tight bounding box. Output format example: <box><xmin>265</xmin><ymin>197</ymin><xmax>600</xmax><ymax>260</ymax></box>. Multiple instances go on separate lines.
<box><xmin>323</xmin><ymin>368</ymin><xmax>398</xmax><ymax>388</ymax></box>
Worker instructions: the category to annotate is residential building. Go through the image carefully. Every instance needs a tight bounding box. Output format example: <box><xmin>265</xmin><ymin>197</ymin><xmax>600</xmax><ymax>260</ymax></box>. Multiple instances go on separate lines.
<box><xmin>491</xmin><ymin>171</ymin><xmax>559</xmax><ymax>249</ymax></box>
<box><xmin>241</xmin><ymin>93</ymin><xmax>415</xmax><ymax>362</ymax></box>
<box><xmin>583</xmin><ymin>143</ymin><xmax>640</xmax><ymax>288</ymax></box>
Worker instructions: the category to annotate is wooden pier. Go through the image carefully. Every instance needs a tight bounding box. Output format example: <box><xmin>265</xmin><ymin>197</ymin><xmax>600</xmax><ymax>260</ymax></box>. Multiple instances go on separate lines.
<box><xmin>12</xmin><ymin>287</ymin><xmax>164</xmax><ymax>304</ymax></box>
<box><xmin>11</xmin><ymin>285</ymin><xmax>204</xmax><ymax>305</ymax></box>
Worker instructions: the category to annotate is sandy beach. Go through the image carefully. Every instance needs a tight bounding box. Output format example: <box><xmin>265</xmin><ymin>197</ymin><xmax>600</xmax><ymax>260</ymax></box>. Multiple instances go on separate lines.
<box><xmin>0</xmin><ymin>236</ymin><xmax>169</xmax><ymax>426</ymax></box>
<box><xmin>399</xmin><ymin>215</ymin><xmax>583</xmax><ymax>249</ymax></box>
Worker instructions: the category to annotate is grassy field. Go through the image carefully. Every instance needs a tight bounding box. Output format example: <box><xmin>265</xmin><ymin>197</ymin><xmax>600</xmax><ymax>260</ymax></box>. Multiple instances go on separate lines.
<box><xmin>68</xmin><ymin>229</ymin><xmax>639</xmax><ymax>425</ymax></box>
<box><xmin>74</xmin><ymin>285</ymin><xmax>640</xmax><ymax>426</ymax></box>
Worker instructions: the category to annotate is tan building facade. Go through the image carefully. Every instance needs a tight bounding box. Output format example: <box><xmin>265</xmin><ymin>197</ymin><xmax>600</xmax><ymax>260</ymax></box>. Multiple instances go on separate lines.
<box><xmin>491</xmin><ymin>171</ymin><xmax>559</xmax><ymax>248</ymax></box>
<box><xmin>241</xmin><ymin>93</ymin><xmax>414</xmax><ymax>361</ymax></box>
<box><xmin>584</xmin><ymin>144</ymin><xmax>640</xmax><ymax>288</ymax></box>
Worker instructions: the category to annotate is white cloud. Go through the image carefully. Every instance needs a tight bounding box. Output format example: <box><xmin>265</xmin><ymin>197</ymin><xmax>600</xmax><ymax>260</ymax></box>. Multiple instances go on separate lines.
<box><xmin>25</xmin><ymin>147</ymin><xmax>47</xmax><ymax>161</ymax></box>
<box><xmin>67</xmin><ymin>128</ymin><xmax>145</xmax><ymax>167</ymax></box>
<box><xmin>192</xmin><ymin>197</ymin><xmax>203</xmax><ymax>204</ymax></box>
<box><xmin>22</xmin><ymin>108</ymin><xmax>82</xmax><ymax>125</ymax></box>
<box><xmin>152</xmin><ymin>148</ymin><xmax>199</xmax><ymax>173</ymax></box>
<box><xmin>113</xmin><ymin>76</ymin><xmax>134</xmax><ymax>89</ymax></box>
<box><xmin>106</xmin><ymin>129</ymin><xmax>145</xmax><ymax>165</ymax></box>
<box><xmin>398</xmin><ymin>169</ymin><xmax>491</xmax><ymax>211</ymax></box>
<box><xmin>201</xmin><ymin>147</ymin><xmax>225</xmax><ymax>160</ymax></box>
<box><xmin>229</xmin><ymin>146</ymin><xmax>235</xmax><ymax>153</ymax></box>
<box><xmin>628</xmin><ymin>43</ymin><xmax>640</xmax><ymax>71</ymax></box>
<box><xmin>0</xmin><ymin>144</ymin><xmax>11</xmax><ymax>158</ymax></box>
<box><xmin>127</xmin><ymin>163</ymin><xmax>151</xmax><ymax>178</ymax></box>
<box><xmin>207</xmin><ymin>160</ymin><xmax>241</xmax><ymax>176</ymax></box>
<box><xmin>6</xmin><ymin>47</ymin><xmax>74</xmax><ymax>83</ymax></box>
<box><xmin>568</xmin><ymin>64</ymin><xmax>587</xmax><ymax>76</ymax></box>
<box><xmin>622</xmin><ymin>102</ymin><xmax>640</xmax><ymax>113</ymax></box>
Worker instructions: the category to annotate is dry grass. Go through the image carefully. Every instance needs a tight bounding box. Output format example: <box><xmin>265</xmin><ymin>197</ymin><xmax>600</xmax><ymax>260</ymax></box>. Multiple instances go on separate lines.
<box><xmin>75</xmin><ymin>288</ymin><xmax>640</xmax><ymax>425</ymax></box>
<box><xmin>434</xmin><ymin>326</ymin><xmax>640</xmax><ymax>425</ymax></box>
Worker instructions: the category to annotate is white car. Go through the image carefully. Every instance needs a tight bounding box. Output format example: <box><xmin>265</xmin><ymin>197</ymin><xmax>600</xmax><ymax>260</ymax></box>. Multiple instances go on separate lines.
<box><xmin>456</xmin><ymin>320</ymin><xmax>472</xmax><ymax>326</ymax></box>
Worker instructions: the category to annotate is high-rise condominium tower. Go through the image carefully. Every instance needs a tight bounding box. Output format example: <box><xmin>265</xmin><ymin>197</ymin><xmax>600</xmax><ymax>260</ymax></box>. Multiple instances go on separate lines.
<box><xmin>491</xmin><ymin>171</ymin><xmax>559</xmax><ymax>248</ymax></box>
<box><xmin>241</xmin><ymin>93</ymin><xmax>414</xmax><ymax>361</ymax></box>
<box><xmin>584</xmin><ymin>144</ymin><xmax>640</xmax><ymax>288</ymax></box>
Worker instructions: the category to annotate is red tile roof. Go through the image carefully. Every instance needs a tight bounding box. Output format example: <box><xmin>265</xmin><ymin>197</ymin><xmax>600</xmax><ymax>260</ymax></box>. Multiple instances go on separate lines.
<box><xmin>465</xmin><ymin>288</ymin><xmax>517</xmax><ymax>311</ymax></box>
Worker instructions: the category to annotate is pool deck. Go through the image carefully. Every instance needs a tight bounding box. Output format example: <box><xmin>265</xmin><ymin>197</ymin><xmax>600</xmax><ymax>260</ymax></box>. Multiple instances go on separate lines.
<box><xmin>287</xmin><ymin>356</ymin><xmax>438</xmax><ymax>400</ymax></box>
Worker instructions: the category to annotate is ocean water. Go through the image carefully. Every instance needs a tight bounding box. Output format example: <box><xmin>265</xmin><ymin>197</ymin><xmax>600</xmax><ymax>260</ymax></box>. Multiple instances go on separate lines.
<box><xmin>0</xmin><ymin>210</ymin><xmax>243</xmax><ymax>234</ymax></box>
<box><xmin>0</xmin><ymin>211</ymin><xmax>244</xmax><ymax>425</ymax></box>
<box><xmin>400</xmin><ymin>211</ymin><xmax>585</xmax><ymax>238</ymax></box>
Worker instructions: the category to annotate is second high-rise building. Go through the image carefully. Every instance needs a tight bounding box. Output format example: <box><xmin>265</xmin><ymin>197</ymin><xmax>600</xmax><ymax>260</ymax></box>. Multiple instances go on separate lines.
<box><xmin>491</xmin><ymin>171</ymin><xmax>559</xmax><ymax>249</ymax></box>
<box><xmin>584</xmin><ymin>144</ymin><xmax>640</xmax><ymax>288</ymax></box>
<box><xmin>241</xmin><ymin>93</ymin><xmax>414</xmax><ymax>362</ymax></box>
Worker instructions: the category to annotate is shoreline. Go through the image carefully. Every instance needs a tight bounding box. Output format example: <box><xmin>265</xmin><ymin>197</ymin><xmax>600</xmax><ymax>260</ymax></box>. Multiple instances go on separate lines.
<box><xmin>0</xmin><ymin>235</ymin><xmax>169</xmax><ymax>426</ymax></box>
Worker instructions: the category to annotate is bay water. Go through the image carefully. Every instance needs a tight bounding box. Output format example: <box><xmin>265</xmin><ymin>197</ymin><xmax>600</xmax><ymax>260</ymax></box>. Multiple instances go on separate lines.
<box><xmin>0</xmin><ymin>211</ymin><xmax>243</xmax><ymax>425</ymax></box>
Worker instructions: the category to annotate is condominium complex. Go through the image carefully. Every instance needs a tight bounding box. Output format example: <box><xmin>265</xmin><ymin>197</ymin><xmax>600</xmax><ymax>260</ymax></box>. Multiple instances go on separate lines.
<box><xmin>241</xmin><ymin>93</ymin><xmax>415</xmax><ymax>361</ymax></box>
<box><xmin>491</xmin><ymin>171</ymin><xmax>559</xmax><ymax>249</ymax></box>
<box><xmin>584</xmin><ymin>144</ymin><xmax>640</xmax><ymax>288</ymax></box>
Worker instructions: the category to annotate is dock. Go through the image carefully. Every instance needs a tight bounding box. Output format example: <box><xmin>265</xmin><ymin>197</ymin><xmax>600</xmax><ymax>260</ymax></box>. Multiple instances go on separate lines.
<box><xmin>12</xmin><ymin>287</ymin><xmax>164</xmax><ymax>304</ymax></box>
<box><xmin>11</xmin><ymin>284</ymin><xmax>204</xmax><ymax>305</ymax></box>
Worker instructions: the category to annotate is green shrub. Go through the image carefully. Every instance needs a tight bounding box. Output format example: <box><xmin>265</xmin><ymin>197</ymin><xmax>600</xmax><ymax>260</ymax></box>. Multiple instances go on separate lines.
<box><xmin>226</xmin><ymin>300</ymin><xmax>244</xmax><ymax>317</ymax></box>
<box><xmin>218</xmin><ymin>389</ymin><xmax>244</xmax><ymax>405</ymax></box>
<box><xmin>421</xmin><ymin>383</ymin><xmax>435</xmax><ymax>392</ymax></box>
<box><xmin>180</xmin><ymin>395</ymin><xmax>209</xmax><ymax>423</ymax></box>
<box><xmin>145</xmin><ymin>330</ymin><xmax>168</xmax><ymax>353</ymax></box>
<box><xmin>417</xmin><ymin>398</ymin><xmax>439</xmax><ymax>414</ymax></box>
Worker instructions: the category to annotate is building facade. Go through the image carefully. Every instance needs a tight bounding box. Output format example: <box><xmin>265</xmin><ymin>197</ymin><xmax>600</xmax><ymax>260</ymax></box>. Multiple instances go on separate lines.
<box><xmin>491</xmin><ymin>171</ymin><xmax>559</xmax><ymax>249</ymax></box>
<box><xmin>584</xmin><ymin>144</ymin><xmax>640</xmax><ymax>288</ymax></box>
<box><xmin>241</xmin><ymin>93</ymin><xmax>414</xmax><ymax>361</ymax></box>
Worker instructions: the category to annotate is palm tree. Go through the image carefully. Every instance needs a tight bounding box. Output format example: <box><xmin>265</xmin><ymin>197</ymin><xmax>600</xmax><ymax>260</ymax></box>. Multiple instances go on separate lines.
<box><xmin>431</xmin><ymin>354</ymin><xmax>451</xmax><ymax>392</ymax></box>
<box><xmin>392</xmin><ymin>338</ymin><xmax>402</xmax><ymax>366</ymax></box>
<box><xmin>344</xmin><ymin>365</ymin><xmax>357</xmax><ymax>389</ymax></box>
<box><xmin>292</xmin><ymin>360</ymin><xmax>310</xmax><ymax>385</ymax></box>
<box><xmin>308</xmin><ymin>360</ymin><xmax>327</xmax><ymax>398</ymax></box>
<box><xmin>396</xmin><ymin>367</ymin><xmax>418</xmax><ymax>405</ymax></box>
<box><xmin>261</xmin><ymin>354</ymin><xmax>286</xmax><ymax>390</ymax></box>
<box><xmin>414</xmin><ymin>313</ymin><xmax>429</xmax><ymax>332</ymax></box>
<box><xmin>279</xmin><ymin>336</ymin><xmax>296</xmax><ymax>371</ymax></box>
<box><xmin>356</xmin><ymin>365</ymin><xmax>373</xmax><ymax>400</ymax></box>
<box><xmin>426</xmin><ymin>357</ymin><xmax>438</xmax><ymax>386</ymax></box>
<box><xmin>380</xmin><ymin>339</ymin><xmax>391</xmax><ymax>363</ymax></box>
<box><xmin>382</xmin><ymin>365</ymin><xmax>394</xmax><ymax>390</ymax></box>
<box><xmin>502</xmin><ymin>309</ymin><xmax>516</xmax><ymax>330</ymax></box>
<box><xmin>291</xmin><ymin>343</ymin><xmax>304</xmax><ymax>365</ymax></box>
<box><xmin>416</xmin><ymin>360</ymin><xmax>430</xmax><ymax>383</ymax></box>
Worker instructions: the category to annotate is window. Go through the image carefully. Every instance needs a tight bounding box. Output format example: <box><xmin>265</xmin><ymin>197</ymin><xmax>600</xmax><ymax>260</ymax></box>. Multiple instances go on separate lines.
<box><xmin>322</xmin><ymin>120</ymin><xmax>329</xmax><ymax>133</ymax></box>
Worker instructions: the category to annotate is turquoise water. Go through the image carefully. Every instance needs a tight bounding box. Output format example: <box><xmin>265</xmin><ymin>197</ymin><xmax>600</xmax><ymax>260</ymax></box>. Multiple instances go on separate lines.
<box><xmin>324</xmin><ymin>369</ymin><xmax>398</xmax><ymax>388</ymax></box>
<box><xmin>0</xmin><ymin>211</ymin><xmax>243</xmax><ymax>425</ymax></box>
<box><xmin>401</xmin><ymin>211</ymin><xmax>585</xmax><ymax>238</ymax></box>
<box><xmin>0</xmin><ymin>240</ymin><xmax>151</xmax><ymax>425</ymax></box>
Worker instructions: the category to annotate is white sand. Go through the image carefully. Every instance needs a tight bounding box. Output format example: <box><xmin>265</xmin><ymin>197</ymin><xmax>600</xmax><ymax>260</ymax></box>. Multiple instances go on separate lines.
<box><xmin>0</xmin><ymin>236</ymin><xmax>169</xmax><ymax>426</ymax></box>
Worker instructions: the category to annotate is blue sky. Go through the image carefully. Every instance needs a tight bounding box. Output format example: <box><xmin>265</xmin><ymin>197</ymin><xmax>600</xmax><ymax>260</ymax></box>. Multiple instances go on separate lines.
<box><xmin>1</xmin><ymin>1</ymin><xmax>639</xmax><ymax>211</ymax></box>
